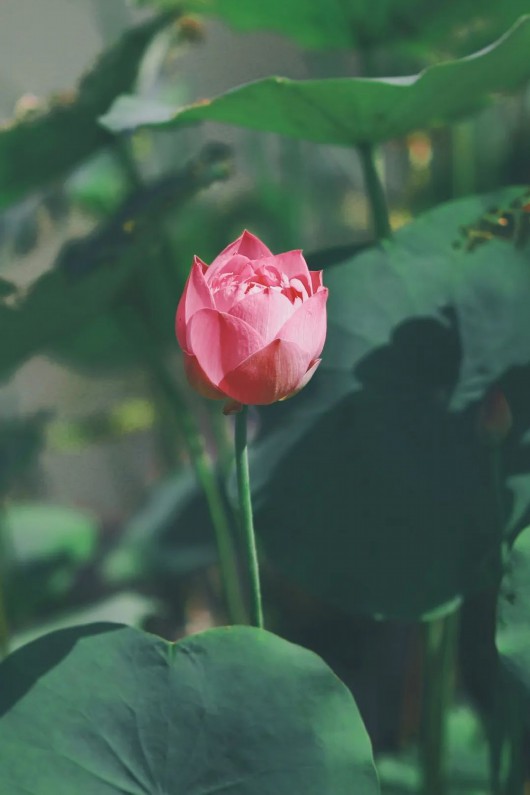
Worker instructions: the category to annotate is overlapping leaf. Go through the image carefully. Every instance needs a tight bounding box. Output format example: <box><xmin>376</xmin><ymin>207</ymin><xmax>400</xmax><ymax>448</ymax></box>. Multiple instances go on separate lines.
<box><xmin>0</xmin><ymin>623</ymin><xmax>379</xmax><ymax>794</ymax></box>
<box><xmin>138</xmin><ymin>0</ymin><xmax>530</xmax><ymax>55</ymax></box>
<box><xmin>0</xmin><ymin>13</ymin><xmax>173</xmax><ymax>209</ymax></box>
<box><xmin>101</xmin><ymin>17</ymin><xmax>530</xmax><ymax>146</ymax></box>
<box><xmin>248</xmin><ymin>187</ymin><xmax>530</xmax><ymax>620</ymax></box>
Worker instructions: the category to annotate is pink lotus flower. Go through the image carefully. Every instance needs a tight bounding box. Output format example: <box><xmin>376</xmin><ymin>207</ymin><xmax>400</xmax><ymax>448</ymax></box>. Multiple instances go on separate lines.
<box><xmin>176</xmin><ymin>231</ymin><xmax>328</xmax><ymax>409</ymax></box>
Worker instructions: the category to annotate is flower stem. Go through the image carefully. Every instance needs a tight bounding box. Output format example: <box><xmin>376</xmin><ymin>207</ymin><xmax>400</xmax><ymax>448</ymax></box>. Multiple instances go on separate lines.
<box><xmin>0</xmin><ymin>519</ymin><xmax>9</xmax><ymax>659</ymax></box>
<box><xmin>234</xmin><ymin>406</ymin><xmax>263</xmax><ymax>629</ymax></box>
<box><xmin>0</xmin><ymin>578</ymin><xmax>9</xmax><ymax>660</ymax></box>
<box><xmin>358</xmin><ymin>143</ymin><xmax>392</xmax><ymax>240</ymax></box>
<box><xmin>420</xmin><ymin>609</ymin><xmax>459</xmax><ymax>795</ymax></box>
<box><xmin>122</xmin><ymin>309</ymin><xmax>247</xmax><ymax>625</ymax></box>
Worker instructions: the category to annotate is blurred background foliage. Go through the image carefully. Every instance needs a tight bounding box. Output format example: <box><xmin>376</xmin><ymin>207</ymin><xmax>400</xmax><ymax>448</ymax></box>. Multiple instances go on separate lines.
<box><xmin>0</xmin><ymin>0</ymin><xmax>529</xmax><ymax>790</ymax></box>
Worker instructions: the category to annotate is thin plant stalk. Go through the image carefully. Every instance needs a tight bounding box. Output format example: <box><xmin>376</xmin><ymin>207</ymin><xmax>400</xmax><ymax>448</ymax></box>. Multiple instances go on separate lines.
<box><xmin>488</xmin><ymin>446</ymin><xmax>524</xmax><ymax>795</ymax></box>
<box><xmin>234</xmin><ymin>406</ymin><xmax>263</xmax><ymax>629</ymax></box>
<box><xmin>420</xmin><ymin>609</ymin><xmax>459</xmax><ymax>795</ymax></box>
<box><xmin>122</xmin><ymin>310</ymin><xmax>247</xmax><ymax>626</ymax></box>
<box><xmin>0</xmin><ymin>515</ymin><xmax>9</xmax><ymax>659</ymax></box>
<box><xmin>112</xmin><ymin>139</ymin><xmax>247</xmax><ymax>624</ymax></box>
<box><xmin>0</xmin><ymin>578</ymin><xmax>9</xmax><ymax>660</ymax></box>
<box><xmin>358</xmin><ymin>143</ymin><xmax>392</xmax><ymax>240</ymax></box>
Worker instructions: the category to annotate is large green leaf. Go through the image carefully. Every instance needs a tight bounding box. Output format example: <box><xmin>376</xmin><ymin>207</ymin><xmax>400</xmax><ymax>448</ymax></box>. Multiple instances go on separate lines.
<box><xmin>248</xmin><ymin>187</ymin><xmax>530</xmax><ymax>620</ymax></box>
<box><xmin>0</xmin><ymin>13</ymin><xmax>173</xmax><ymax>209</ymax></box>
<box><xmin>101</xmin><ymin>17</ymin><xmax>530</xmax><ymax>146</ymax></box>
<box><xmin>139</xmin><ymin>0</ymin><xmax>530</xmax><ymax>55</ymax></box>
<box><xmin>0</xmin><ymin>623</ymin><xmax>379</xmax><ymax>794</ymax></box>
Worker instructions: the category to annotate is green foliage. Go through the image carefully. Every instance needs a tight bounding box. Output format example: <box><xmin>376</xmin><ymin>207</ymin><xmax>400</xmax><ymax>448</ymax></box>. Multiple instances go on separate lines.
<box><xmin>51</xmin><ymin>143</ymin><xmax>233</xmax><ymax>372</ymax></box>
<box><xmin>4</xmin><ymin>503</ymin><xmax>98</xmax><ymax>627</ymax></box>
<box><xmin>0</xmin><ymin>623</ymin><xmax>379</xmax><ymax>794</ymax></box>
<box><xmin>0</xmin><ymin>145</ymin><xmax>232</xmax><ymax>379</ymax></box>
<box><xmin>0</xmin><ymin>413</ymin><xmax>48</xmax><ymax>496</ymax></box>
<box><xmin>0</xmin><ymin>13</ymin><xmax>174</xmax><ymax>210</ymax></box>
<box><xmin>249</xmin><ymin>187</ymin><xmax>530</xmax><ymax>620</ymax></box>
<box><xmin>101</xmin><ymin>17</ymin><xmax>530</xmax><ymax>145</ymax></box>
<box><xmin>378</xmin><ymin>707</ymin><xmax>490</xmax><ymax>793</ymax></box>
<box><xmin>103</xmin><ymin>471</ymin><xmax>216</xmax><ymax>586</ymax></box>
<box><xmin>138</xmin><ymin>0</ymin><xmax>530</xmax><ymax>55</ymax></box>
<box><xmin>496</xmin><ymin>525</ymin><xmax>530</xmax><ymax>696</ymax></box>
<box><xmin>0</xmin><ymin>245</ymin><xmax>142</xmax><ymax>379</ymax></box>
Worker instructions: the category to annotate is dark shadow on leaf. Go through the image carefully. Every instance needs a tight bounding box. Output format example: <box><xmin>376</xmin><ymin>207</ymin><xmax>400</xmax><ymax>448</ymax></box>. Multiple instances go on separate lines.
<box><xmin>0</xmin><ymin>623</ymin><xmax>124</xmax><ymax>717</ymax></box>
<box><xmin>354</xmin><ymin>309</ymin><xmax>461</xmax><ymax>396</ymax></box>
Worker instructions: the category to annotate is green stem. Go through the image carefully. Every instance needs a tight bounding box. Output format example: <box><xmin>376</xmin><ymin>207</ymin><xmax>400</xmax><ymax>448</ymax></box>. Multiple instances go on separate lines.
<box><xmin>123</xmin><ymin>310</ymin><xmax>247</xmax><ymax>625</ymax></box>
<box><xmin>451</xmin><ymin>121</ymin><xmax>476</xmax><ymax>198</ymax></box>
<box><xmin>358</xmin><ymin>143</ymin><xmax>392</xmax><ymax>240</ymax></box>
<box><xmin>488</xmin><ymin>447</ymin><xmax>524</xmax><ymax>795</ymax></box>
<box><xmin>0</xmin><ymin>516</ymin><xmax>10</xmax><ymax>659</ymax></box>
<box><xmin>0</xmin><ymin>578</ymin><xmax>9</xmax><ymax>660</ymax></box>
<box><xmin>420</xmin><ymin>610</ymin><xmax>459</xmax><ymax>795</ymax></box>
<box><xmin>234</xmin><ymin>406</ymin><xmax>263</xmax><ymax>629</ymax></box>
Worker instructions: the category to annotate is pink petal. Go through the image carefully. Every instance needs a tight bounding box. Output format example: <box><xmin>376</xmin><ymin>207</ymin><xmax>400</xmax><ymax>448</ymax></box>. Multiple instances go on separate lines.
<box><xmin>310</xmin><ymin>270</ymin><xmax>323</xmax><ymax>294</ymax></box>
<box><xmin>257</xmin><ymin>251</ymin><xmax>311</xmax><ymax>293</ymax></box>
<box><xmin>281</xmin><ymin>358</ymin><xmax>321</xmax><ymax>401</ymax></box>
<box><xmin>275</xmin><ymin>288</ymin><xmax>328</xmax><ymax>361</ymax></box>
<box><xmin>175</xmin><ymin>256</ymin><xmax>214</xmax><ymax>352</ymax></box>
<box><xmin>205</xmin><ymin>254</ymin><xmax>253</xmax><ymax>286</ymax></box>
<box><xmin>183</xmin><ymin>353</ymin><xmax>226</xmax><ymax>400</ymax></box>
<box><xmin>234</xmin><ymin>230</ymin><xmax>272</xmax><ymax>259</ymax></box>
<box><xmin>207</xmin><ymin>230</ymin><xmax>272</xmax><ymax>277</ymax></box>
<box><xmin>219</xmin><ymin>338</ymin><xmax>311</xmax><ymax>405</ymax></box>
<box><xmin>187</xmin><ymin>308</ymin><xmax>264</xmax><ymax>387</ymax></box>
<box><xmin>229</xmin><ymin>288</ymin><xmax>297</xmax><ymax>344</ymax></box>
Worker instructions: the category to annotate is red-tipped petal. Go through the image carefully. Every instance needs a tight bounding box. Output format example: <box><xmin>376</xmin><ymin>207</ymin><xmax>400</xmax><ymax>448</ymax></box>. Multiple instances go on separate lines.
<box><xmin>257</xmin><ymin>250</ymin><xmax>311</xmax><ymax>292</ymax></box>
<box><xmin>183</xmin><ymin>353</ymin><xmax>226</xmax><ymax>400</ymax></box>
<box><xmin>234</xmin><ymin>229</ymin><xmax>272</xmax><ymax>259</ymax></box>
<box><xmin>309</xmin><ymin>270</ymin><xmax>324</xmax><ymax>294</ymax></box>
<box><xmin>208</xmin><ymin>230</ymin><xmax>272</xmax><ymax>277</ymax></box>
<box><xmin>187</xmin><ymin>308</ymin><xmax>264</xmax><ymax>388</ymax></box>
<box><xmin>175</xmin><ymin>256</ymin><xmax>214</xmax><ymax>351</ymax></box>
<box><xmin>219</xmin><ymin>338</ymin><xmax>311</xmax><ymax>405</ymax></box>
<box><xmin>229</xmin><ymin>288</ymin><xmax>296</xmax><ymax>344</ymax></box>
<box><xmin>283</xmin><ymin>358</ymin><xmax>321</xmax><ymax>400</ymax></box>
<box><xmin>276</xmin><ymin>288</ymin><xmax>328</xmax><ymax>361</ymax></box>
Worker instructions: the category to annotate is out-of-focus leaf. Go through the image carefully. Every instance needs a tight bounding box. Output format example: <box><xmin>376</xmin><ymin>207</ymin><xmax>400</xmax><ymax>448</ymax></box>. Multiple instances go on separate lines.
<box><xmin>66</xmin><ymin>151</ymin><xmax>129</xmax><ymax>217</ymax></box>
<box><xmin>0</xmin><ymin>624</ymin><xmax>379</xmax><ymax>795</ymax></box>
<box><xmin>0</xmin><ymin>13</ymin><xmax>174</xmax><ymax>209</ymax></box>
<box><xmin>48</xmin><ymin>398</ymin><xmax>156</xmax><ymax>451</ymax></box>
<box><xmin>4</xmin><ymin>503</ymin><xmax>98</xmax><ymax>627</ymax></box>
<box><xmin>496</xmin><ymin>525</ymin><xmax>530</xmax><ymax>698</ymax></box>
<box><xmin>0</xmin><ymin>247</ymin><xmax>142</xmax><ymax>380</ymax></box>
<box><xmin>103</xmin><ymin>470</ymin><xmax>216</xmax><ymax>586</ymax></box>
<box><xmin>101</xmin><ymin>17</ymin><xmax>530</xmax><ymax>146</ymax></box>
<box><xmin>138</xmin><ymin>0</ymin><xmax>530</xmax><ymax>56</ymax></box>
<box><xmin>0</xmin><ymin>413</ymin><xmax>48</xmax><ymax>495</ymax></box>
<box><xmin>378</xmin><ymin>705</ymin><xmax>489</xmax><ymax>794</ymax></box>
<box><xmin>51</xmin><ymin>142</ymin><xmax>232</xmax><ymax>371</ymax></box>
<box><xmin>248</xmin><ymin>187</ymin><xmax>530</xmax><ymax>620</ymax></box>
<box><xmin>0</xmin><ymin>144</ymin><xmax>232</xmax><ymax>379</ymax></box>
<box><xmin>11</xmin><ymin>593</ymin><xmax>161</xmax><ymax>651</ymax></box>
